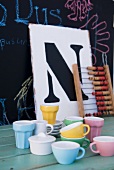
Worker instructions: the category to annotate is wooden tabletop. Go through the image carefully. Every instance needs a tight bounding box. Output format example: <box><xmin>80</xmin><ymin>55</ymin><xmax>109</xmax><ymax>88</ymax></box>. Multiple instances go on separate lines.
<box><xmin>1</xmin><ymin>117</ymin><xmax>114</xmax><ymax>170</ymax></box>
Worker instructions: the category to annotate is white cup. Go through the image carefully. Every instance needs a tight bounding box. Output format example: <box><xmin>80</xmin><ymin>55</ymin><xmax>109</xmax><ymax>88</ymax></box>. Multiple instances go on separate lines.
<box><xmin>31</xmin><ymin>120</ymin><xmax>53</xmax><ymax>135</ymax></box>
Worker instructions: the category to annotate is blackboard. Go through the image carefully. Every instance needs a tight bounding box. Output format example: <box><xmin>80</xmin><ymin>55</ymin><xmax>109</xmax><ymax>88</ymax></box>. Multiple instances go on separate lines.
<box><xmin>0</xmin><ymin>0</ymin><xmax>113</xmax><ymax>125</ymax></box>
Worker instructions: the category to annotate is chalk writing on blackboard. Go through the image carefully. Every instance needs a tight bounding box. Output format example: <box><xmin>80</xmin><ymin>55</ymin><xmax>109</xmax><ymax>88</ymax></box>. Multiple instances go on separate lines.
<box><xmin>65</xmin><ymin>0</ymin><xmax>110</xmax><ymax>65</ymax></box>
<box><xmin>80</xmin><ymin>14</ymin><xmax>110</xmax><ymax>64</ymax></box>
<box><xmin>0</xmin><ymin>38</ymin><xmax>28</xmax><ymax>50</ymax></box>
<box><xmin>65</xmin><ymin>0</ymin><xmax>93</xmax><ymax>21</ymax></box>
<box><xmin>14</xmin><ymin>76</ymin><xmax>34</xmax><ymax>120</ymax></box>
<box><xmin>0</xmin><ymin>0</ymin><xmax>113</xmax><ymax>125</ymax></box>
<box><xmin>0</xmin><ymin>98</ymin><xmax>10</xmax><ymax>125</ymax></box>
<box><xmin>0</xmin><ymin>1</ymin><xmax>62</xmax><ymax>27</ymax></box>
<box><xmin>0</xmin><ymin>4</ymin><xmax>7</xmax><ymax>26</ymax></box>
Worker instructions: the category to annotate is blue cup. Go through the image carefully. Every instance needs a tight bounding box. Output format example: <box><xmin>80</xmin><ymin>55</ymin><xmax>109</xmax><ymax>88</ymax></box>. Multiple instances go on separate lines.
<box><xmin>13</xmin><ymin>120</ymin><xmax>35</xmax><ymax>149</ymax></box>
<box><xmin>51</xmin><ymin>141</ymin><xmax>85</xmax><ymax>165</ymax></box>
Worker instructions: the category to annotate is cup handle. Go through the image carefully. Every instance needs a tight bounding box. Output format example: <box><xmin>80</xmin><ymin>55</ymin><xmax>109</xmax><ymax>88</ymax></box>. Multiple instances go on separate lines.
<box><xmin>46</xmin><ymin>124</ymin><xmax>53</xmax><ymax>134</ymax></box>
<box><xmin>83</xmin><ymin>124</ymin><xmax>90</xmax><ymax>136</ymax></box>
<box><xmin>90</xmin><ymin>142</ymin><xmax>100</xmax><ymax>153</ymax></box>
<box><xmin>82</xmin><ymin>138</ymin><xmax>90</xmax><ymax>148</ymax></box>
<box><xmin>76</xmin><ymin>147</ymin><xmax>85</xmax><ymax>160</ymax></box>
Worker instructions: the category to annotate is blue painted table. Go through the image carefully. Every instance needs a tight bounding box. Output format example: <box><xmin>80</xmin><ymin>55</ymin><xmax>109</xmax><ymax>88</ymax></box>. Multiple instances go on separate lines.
<box><xmin>0</xmin><ymin>117</ymin><xmax>114</xmax><ymax>170</ymax></box>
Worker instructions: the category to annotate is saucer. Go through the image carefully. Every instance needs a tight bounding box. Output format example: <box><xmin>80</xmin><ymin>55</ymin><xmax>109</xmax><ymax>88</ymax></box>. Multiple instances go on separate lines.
<box><xmin>53</xmin><ymin>125</ymin><xmax>62</xmax><ymax>129</ymax></box>
<box><xmin>47</xmin><ymin>126</ymin><xmax>62</xmax><ymax>133</ymax></box>
<box><xmin>50</xmin><ymin>132</ymin><xmax>60</xmax><ymax>136</ymax></box>
<box><xmin>47</xmin><ymin>125</ymin><xmax>62</xmax><ymax>130</ymax></box>
<box><xmin>53</xmin><ymin>120</ymin><xmax>63</xmax><ymax>127</ymax></box>
<box><xmin>47</xmin><ymin>129</ymin><xmax>60</xmax><ymax>133</ymax></box>
<box><xmin>47</xmin><ymin>120</ymin><xmax>63</xmax><ymax>137</ymax></box>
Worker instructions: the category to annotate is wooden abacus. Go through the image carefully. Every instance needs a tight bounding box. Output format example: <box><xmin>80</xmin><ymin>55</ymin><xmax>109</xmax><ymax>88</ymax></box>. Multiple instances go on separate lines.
<box><xmin>72</xmin><ymin>64</ymin><xmax>114</xmax><ymax>117</ymax></box>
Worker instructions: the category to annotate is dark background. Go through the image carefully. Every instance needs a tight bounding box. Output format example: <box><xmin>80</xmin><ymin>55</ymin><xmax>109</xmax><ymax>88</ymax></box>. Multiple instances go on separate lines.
<box><xmin>0</xmin><ymin>0</ymin><xmax>113</xmax><ymax>125</ymax></box>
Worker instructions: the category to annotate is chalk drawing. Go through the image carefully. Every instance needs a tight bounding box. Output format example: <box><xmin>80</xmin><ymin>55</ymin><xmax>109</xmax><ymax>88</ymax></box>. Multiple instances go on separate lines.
<box><xmin>0</xmin><ymin>38</ymin><xmax>28</xmax><ymax>50</ymax></box>
<box><xmin>14</xmin><ymin>76</ymin><xmax>34</xmax><ymax>120</ymax></box>
<box><xmin>65</xmin><ymin>0</ymin><xmax>110</xmax><ymax>65</ymax></box>
<box><xmin>15</xmin><ymin>0</ymin><xmax>33</xmax><ymax>25</ymax></box>
<box><xmin>80</xmin><ymin>14</ymin><xmax>110</xmax><ymax>64</ymax></box>
<box><xmin>0</xmin><ymin>4</ymin><xmax>7</xmax><ymax>26</ymax></box>
<box><xmin>0</xmin><ymin>98</ymin><xmax>10</xmax><ymax>125</ymax></box>
<box><xmin>65</xmin><ymin>0</ymin><xmax>93</xmax><ymax>21</ymax></box>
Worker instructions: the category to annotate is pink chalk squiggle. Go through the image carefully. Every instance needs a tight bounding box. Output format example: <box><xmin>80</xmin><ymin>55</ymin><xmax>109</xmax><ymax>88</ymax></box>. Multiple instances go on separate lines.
<box><xmin>65</xmin><ymin>0</ymin><xmax>110</xmax><ymax>65</ymax></box>
<box><xmin>80</xmin><ymin>14</ymin><xmax>110</xmax><ymax>64</ymax></box>
<box><xmin>65</xmin><ymin>0</ymin><xmax>93</xmax><ymax>21</ymax></box>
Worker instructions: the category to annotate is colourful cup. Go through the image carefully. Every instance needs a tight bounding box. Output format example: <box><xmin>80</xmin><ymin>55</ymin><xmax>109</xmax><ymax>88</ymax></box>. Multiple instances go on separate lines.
<box><xmin>63</xmin><ymin>116</ymin><xmax>83</xmax><ymax>126</ymax></box>
<box><xmin>13</xmin><ymin>120</ymin><xmax>35</xmax><ymax>149</ymax></box>
<box><xmin>52</xmin><ymin>141</ymin><xmax>85</xmax><ymax>164</ymax></box>
<box><xmin>60</xmin><ymin>135</ymin><xmax>90</xmax><ymax>148</ymax></box>
<box><xmin>90</xmin><ymin>136</ymin><xmax>114</xmax><ymax>156</ymax></box>
<box><xmin>40</xmin><ymin>105</ymin><xmax>59</xmax><ymax>124</ymax></box>
<box><xmin>31</xmin><ymin>120</ymin><xmax>53</xmax><ymax>135</ymax></box>
<box><xmin>84</xmin><ymin>117</ymin><xmax>104</xmax><ymax>142</ymax></box>
<box><xmin>60</xmin><ymin>122</ymin><xmax>90</xmax><ymax>138</ymax></box>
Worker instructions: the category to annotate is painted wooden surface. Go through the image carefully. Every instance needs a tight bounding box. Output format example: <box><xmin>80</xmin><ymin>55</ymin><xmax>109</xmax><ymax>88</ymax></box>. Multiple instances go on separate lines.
<box><xmin>0</xmin><ymin>117</ymin><xmax>114</xmax><ymax>170</ymax></box>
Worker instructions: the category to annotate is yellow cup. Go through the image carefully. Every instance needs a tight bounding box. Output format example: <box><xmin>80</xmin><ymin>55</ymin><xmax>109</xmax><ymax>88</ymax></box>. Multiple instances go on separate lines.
<box><xmin>60</xmin><ymin>122</ymin><xmax>90</xmax><ymax>138</ymax></box>
<box><xmin>40</xmin><ymin>105</ymin><xmax>59</xmax><ymax>125</ymax></box>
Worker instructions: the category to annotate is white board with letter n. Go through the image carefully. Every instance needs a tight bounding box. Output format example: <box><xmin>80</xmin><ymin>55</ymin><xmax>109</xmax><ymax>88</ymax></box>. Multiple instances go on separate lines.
<box><xmin>29</xmin><ymin>24</ymin><xmax>97</xmax><ymax>121</ymax></box>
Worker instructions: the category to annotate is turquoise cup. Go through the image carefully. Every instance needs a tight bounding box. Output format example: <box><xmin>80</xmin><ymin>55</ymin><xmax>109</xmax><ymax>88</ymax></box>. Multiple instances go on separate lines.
<box><xmin>52</xmin><ymin>141</ymin><xmax>85</xmax><ymax>165</ymax></box>
<box><xmin>13</xmin><ymin>120</ymin><xmax>35</xmax><ymax>149</ymax></box>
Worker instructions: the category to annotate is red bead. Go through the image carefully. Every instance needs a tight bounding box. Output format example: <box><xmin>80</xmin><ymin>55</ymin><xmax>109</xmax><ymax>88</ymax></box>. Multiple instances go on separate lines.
<box><xmin>93</xmin><ymin>113</ymin><xmax>95</xmax><ymax>116</ymax></box>
<box><xmin>94</xmin><ymin>113</ymin><xmax>98</xmax><ymax>116</ymax></box>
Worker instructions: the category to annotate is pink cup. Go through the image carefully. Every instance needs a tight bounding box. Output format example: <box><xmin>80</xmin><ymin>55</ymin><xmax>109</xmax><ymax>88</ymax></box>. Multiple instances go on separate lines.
<box><xmin>84</xmin><ymin>117</ymin><xmax>104</xmax><ymax>142</ymax></box>
<box><xmin>90</xmin><ymin>136</ymin><xmax>114</xmax><ymax>156</ymax></box>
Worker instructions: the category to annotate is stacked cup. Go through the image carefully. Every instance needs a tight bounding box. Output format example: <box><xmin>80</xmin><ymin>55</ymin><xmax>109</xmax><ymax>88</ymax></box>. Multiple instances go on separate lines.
<box><xmin>60</xmin><ymin>116</ymin><xmax>90</xmax><ymax>148</ymax></box>
<box><xmin>40</xmin><ymin>104</ymin><xmax>59</xmax><ymax>125</ymax></box>
<box><xmin>40</xmin><ymin>104</ymin><xmax>62</xmax><ymax>136</ymax></box>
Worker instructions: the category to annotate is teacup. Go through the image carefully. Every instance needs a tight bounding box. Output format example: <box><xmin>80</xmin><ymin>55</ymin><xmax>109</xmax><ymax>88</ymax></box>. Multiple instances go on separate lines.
<box><xmin>63</xmin><ymin>116</ymin><xmax>83</xmax><ymax>126</ymax></box>
<box><xmin>31</xmin><ymin>120</ymin><xmax>53</xmax><ymax>135</ymax></box>
<box><xmin>52</xmin><ymin>141</ymin><xmax>85</xmax><ymax>164</ymax></box>
<box><xmin>60</xmin><ymin>135</ymin><xmax>90</xmax><ymax>148</ymax></box>
<box><xmin>60</xmin><ymin>122</ymin><xmax>90</xmax><ymax>138</ymax></box>
<box><xmin>90</xmin><ymin>136</ymin><xmax>114</xmax><ymax>156</ymax></box>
